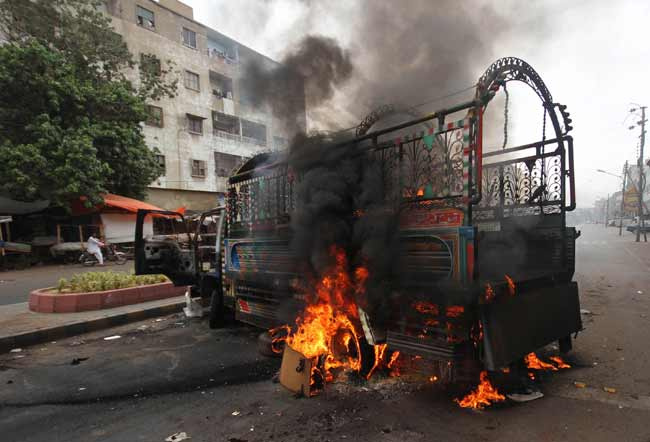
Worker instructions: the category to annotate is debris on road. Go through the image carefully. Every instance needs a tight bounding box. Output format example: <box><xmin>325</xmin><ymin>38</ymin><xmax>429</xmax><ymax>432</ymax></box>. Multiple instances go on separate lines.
<box><xmin>231</xmin><ymin>411</ymin><xmax>241</xmax><ymax>416</ymax></box>
<box><xmin>603</xmin><ymin>387</ymin><xmax>617</xmax><ymax>394</ymax></box>
<box><xmin>183</xmin><ymin>291</ymin><xmax>203</xmax><ymax>318</ymax></box>
<box><xmin>71</xmin><ymin>357</ymin><xmax>89</xmax><ymax>365</ymax></box>
<box><xmin>165</xmin><ymin>432</ymin><xmax>190</xmax><ymax>442</ymax></box>
<box><xmin>103</xmin><ymin>335</ymin><xmax>121</xmax><ymax>341</ymax></box>
<box><xmin>574</xmin><ymin>381</ymin><xmax>587</xmax><ymax>388</ymax></box>
<box><xmin>9</xmin><ymin>348</ymin><xmax>22</xmax><ymax>353</ymax></box>
<box><xmin>78</xmin><ymin>387</ymin><xmax>86</xmax><ymax>391</ymax></box>
<box><xmin>507</xmin><ymin>390</ymin><xmax>544</xmax><ymax>403</ymax></box>
<box><xmin>580</xmin><ymin>309</ymin><xmax>592</xmax><ymax>315</ymax></box>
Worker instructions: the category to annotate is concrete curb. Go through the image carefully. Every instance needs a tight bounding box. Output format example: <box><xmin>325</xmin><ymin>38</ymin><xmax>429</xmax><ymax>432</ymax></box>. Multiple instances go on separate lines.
<box><xmin>29</xmin><ymin>282</ymin><xmax>186</xmax><ymax>313</ymax></box>
<box><xmin>0</xmin><ymin>300</ymin><xmax>185</xmax><ymax>354</ymax></box>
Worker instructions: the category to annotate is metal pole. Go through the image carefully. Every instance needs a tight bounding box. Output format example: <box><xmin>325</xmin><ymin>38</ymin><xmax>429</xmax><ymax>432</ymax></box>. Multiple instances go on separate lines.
<box><xmin>620</xmin><ymin>161</ymin><xmax>628</xmax><ymax>236</ymax></box>
<box><xmin>605</xmin><ymin>194</ymin><xmax>610</xmax><ymax>227</ymax></box>
<box><xmin>637</xmin><ymin>107</ymin><xmax>647</xmax><ymax>242</ymax></box>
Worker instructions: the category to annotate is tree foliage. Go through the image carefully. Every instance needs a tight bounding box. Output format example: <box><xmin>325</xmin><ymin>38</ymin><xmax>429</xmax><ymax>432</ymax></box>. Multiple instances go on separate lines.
<box><xmin>0</xmin><ymin>0</ymin><xmax>177</xmax><ymax>207</ymax></box>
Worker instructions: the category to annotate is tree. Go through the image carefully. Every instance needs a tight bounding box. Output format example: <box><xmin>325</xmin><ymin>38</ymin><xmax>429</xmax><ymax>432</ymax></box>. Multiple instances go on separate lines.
<box><xmin>0</xmin><ymin>0</ymin><xmax>177</xmax><ymax>208</ymax></box>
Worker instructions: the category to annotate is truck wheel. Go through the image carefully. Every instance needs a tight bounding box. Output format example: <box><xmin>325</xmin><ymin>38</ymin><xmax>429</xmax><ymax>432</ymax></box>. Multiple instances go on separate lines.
<box><xmin>257</xmin><ymin>331</ymin><xmax>281</xmax><ymax>358</ymax></box>
<box><xmin>208</xmin><ymin>286</ymin><xmax>225</xmax><ymax>329</ymax></box>
<box><xmin>559</xmin><ymin>335</ymin><xmax>572</xmax><ymax>353</ymax></box>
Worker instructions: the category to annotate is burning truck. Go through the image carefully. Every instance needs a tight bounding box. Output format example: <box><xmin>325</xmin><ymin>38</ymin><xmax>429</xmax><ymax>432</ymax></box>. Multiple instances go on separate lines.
<box><xmin>135</xmin><ymin>57</ymin><xmax>581</xmax><ymax>401</ymax></box>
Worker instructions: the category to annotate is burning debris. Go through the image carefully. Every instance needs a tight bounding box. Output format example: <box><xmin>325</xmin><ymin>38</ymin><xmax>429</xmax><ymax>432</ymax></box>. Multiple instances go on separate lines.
<box><xmin>276</xmin><ymin>246</ymin><xmax>382</xmax><ymax>395</ymax></box>
<box><xmin>455</xmin><ymin>371</ymin><xmax>505</xmax><ymax>410</ymax></box>
<box><xmin>525</xmin><ymin>353</ymin><xmax>571</xmax><ymax>372</ymax></box>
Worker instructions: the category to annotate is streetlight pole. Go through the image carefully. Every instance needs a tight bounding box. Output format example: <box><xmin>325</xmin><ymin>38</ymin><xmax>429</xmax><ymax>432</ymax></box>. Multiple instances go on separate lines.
<box><xmin>629</xmin><ymin>105</ymin><xmax>648</xmax><ymax>242</ymax></box>
<box><xmin>605</xmin><ymin>194</ymin><xmax>610</xmax><ymax>227</ymax></box>
<box><xmin>620</xmin><ymin>161</ymin><xmax>628</xmax><ymax>236</ymax></box>
<box><xmin>638</xmin><ymin>106</ymin><xmax>647</xmax><ymax>242</ymax></box>
<box><xmin>597</xmin><ymin>168</ymin><xmax>628</xmax><ymax>235</ymax></box>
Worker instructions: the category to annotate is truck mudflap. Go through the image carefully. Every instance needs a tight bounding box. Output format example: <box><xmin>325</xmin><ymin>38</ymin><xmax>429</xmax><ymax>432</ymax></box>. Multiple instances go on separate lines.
<box><xmin>480</xmin><ymin>281</ymin><xmax>582</xmax><ymax>370</ymax></box>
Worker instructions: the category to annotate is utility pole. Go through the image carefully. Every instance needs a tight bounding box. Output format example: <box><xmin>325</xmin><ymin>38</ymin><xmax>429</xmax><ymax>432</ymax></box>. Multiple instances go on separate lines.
<box><xmin>635</xmin><ymin>106</ymin><xmax>647</xmax><ymax>242</ymax></box>
<box><xmin>620</xmin><ymin>161</ymin><xmax>628</xmax><ymax>236</ymax></box>
<box><xmin>605</xmin><ymin>194</ymin><xmax>610</xmax><ymax>227</ymax></box>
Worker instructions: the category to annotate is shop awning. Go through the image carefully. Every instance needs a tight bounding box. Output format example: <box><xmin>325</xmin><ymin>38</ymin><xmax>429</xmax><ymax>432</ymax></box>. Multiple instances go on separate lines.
<box><xmin>71</xmin><ymin>193</ymin><xmax>166</xmax><ymax>215</ymax></box>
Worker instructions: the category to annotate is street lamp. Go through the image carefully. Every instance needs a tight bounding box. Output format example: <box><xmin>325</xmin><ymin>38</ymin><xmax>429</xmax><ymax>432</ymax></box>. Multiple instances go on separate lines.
<box><xmin>596</xmin><ymin>169</ymin><xmax>622</xmax><ymax>179</ymax></box>
<box><xmin>597</xmin><ymin>166</ymin><xmax>628</xmax><ymax>235</ymax></box>
<box><xmin>627</xmin><ymin>105</ymin><xmax>647</xmax><ymax>242</ymax></box>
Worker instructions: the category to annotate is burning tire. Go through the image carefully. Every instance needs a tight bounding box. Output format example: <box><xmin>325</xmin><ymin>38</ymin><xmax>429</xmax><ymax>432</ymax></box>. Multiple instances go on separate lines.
<box><xmin>257</xmin><ymin>331</ymin><xmax>281</xmax><ymax>358</ymax></box>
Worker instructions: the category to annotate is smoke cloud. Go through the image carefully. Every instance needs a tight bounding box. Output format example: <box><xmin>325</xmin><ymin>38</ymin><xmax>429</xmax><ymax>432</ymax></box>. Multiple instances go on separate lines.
<box><xmin>287</xmin><ymin>132</ymin><xmax>400</xmax><ymax>324</ymax></box>
<box><xmin>240</xmin><ymin>35</ymin><xmax>354</xmax><ymax>135</ymax></box>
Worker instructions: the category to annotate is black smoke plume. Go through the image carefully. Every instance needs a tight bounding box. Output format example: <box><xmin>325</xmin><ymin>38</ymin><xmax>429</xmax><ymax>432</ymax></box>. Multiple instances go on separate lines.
<box><xmin>287</xmin><ymin>132</ymin><xmax>400</xmax><ymax>325</ymax></box>
<box><xmin>241</xmin><ymin>35</ymin><xmax>353</xmax><ymax>135</ymax></box>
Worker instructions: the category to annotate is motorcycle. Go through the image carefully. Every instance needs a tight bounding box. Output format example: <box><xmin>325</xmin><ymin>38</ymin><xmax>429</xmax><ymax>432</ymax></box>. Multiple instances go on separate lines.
<box><xmin>79</xmin><ymin>244</ymin><xmax>128</xmax><ymax>266</ymax></box>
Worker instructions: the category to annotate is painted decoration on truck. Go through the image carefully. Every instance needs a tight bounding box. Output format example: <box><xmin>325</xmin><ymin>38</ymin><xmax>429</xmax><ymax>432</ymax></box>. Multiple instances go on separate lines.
<box><xmin>400</xmin><ymin>208</ymin><xmax>464</xmax><ymax>229</ymax></box>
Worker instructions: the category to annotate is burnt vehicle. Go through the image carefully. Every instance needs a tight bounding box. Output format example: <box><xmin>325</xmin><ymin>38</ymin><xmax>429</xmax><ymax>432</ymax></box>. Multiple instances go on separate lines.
<box><xmin>135</xmin><ymin>57</ymin><xmax>581</xmax><ymax>381</ymax></box>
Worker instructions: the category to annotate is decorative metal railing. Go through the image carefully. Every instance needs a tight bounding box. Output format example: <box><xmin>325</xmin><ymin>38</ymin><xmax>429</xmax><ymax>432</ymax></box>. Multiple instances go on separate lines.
<box><xmin>473</xmin><ymin>136</ymin><xmax>575</xmax><ymax>223</ymax></box>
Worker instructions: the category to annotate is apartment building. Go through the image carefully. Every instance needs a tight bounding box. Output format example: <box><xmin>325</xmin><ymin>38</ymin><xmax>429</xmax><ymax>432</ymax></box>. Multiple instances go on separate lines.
<box><xmin>103</xmin><ymin>0</ymin><xmax>305</xmax><ymax>211</ymax></box>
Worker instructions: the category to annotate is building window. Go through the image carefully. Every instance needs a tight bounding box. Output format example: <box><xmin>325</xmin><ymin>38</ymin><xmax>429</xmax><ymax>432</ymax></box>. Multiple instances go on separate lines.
<box><xmin>184</xmin><ymin>70</ymin><xmax>200</xmax><ymax>91</ymax></box>
<box><xmin>191</xmin><ymin>159</ymin><xmax>206</xmax><ymax>178</ymax></box>
<box><xmin>209</xmin><ymin>71</ymin><xmax>233</xmax><ymax>99</ymax></box>
<box><xmin>140</xmin><ymin>54</ymin><xmax>161</xmax><ymax>76</ymax></box>
<box><xmin>186</xmin><ymin>114</ymin><xmax>203</xmax><ymax>135</ymax></box>
<box><xmin>182</xmin><ymin>27</ymin><xmax>197</xmax><ymax>49</ymax></box>
<box><xmin>212</xmin><ymin>111</ymin><xmax>239</xmax><ymax>137</ymax></box>
<box><xmin>155</xmin><ymin>154</ymin><xmax>166</xmax><ymax>175</ymax></box>
<box><xmin>145</xmin><ymin>105</ymin><xmax>164</xmax><ymax>127</ymax></box>
<box><xmin>214</xmin><ymin>152</ymin><xmax>242</xmax><ymax>177</ymax></box>
<box><xmin>273</xmin><ymin>136</ymin><xmax>289</xmax><ymax>150</ymax></box>
<box><xmin>136</xmin><ymin>5</ymin><xmax>155</xmax><ymax>30</ymax></box>
<box><xmin>241</xmin><ymin>118</ymin><xmax>267</xmax><ymax>146</ymax></box>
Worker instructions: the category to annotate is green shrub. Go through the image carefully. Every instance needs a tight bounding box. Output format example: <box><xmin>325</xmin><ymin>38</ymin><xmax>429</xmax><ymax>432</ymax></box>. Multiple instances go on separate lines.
<box><xmin>56</xmin><ymin>271</ymin><xmax>169</xmax><ymax>293</ymax></box>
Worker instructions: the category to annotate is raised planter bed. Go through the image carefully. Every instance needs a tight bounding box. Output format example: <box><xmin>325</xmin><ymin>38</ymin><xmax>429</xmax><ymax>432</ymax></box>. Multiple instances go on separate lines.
<box><xmin>29</xmin><ymin>282</ymin><xmax>187</xmax><ymax>313</ymax></box>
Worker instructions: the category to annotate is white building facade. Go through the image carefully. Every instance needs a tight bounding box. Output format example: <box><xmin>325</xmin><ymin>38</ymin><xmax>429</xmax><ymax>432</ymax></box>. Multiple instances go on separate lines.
<box><xmin>104</xmin><ymin>0</ymin><xmax>304</xmax><ymax>210</ymax></box>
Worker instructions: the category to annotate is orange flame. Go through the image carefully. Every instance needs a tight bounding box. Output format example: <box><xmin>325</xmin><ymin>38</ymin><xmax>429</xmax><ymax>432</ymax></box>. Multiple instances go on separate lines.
<box><xmin>455</xmin><ymin>371</ymin><xmax>505</xmax><ymax>410</ymax></box>
<box><xmin>549</xmin><ymin>356</ymin><xmax>571</xmax><ymax>369</ymax></box>
<box><xmin>269</xmin><ymin>325</ymin><xmax>290</xmax><ymax>354</ymax></box>
<box><xmin>413</xmin><ymin>301</ymin><xmax>439</xmax><ymax>315</ymax></box>
<box><xmin>504</xmin><ymin>275</ymin><xmax>515</xmax><ymax>296</ymax></box>
<box><xmin>365</xmin><ymin>343</ymin><xmax>388</xmax><ymax>380</ymax></box>
<box><xmin>281</xmin><ymin>246</ymin><xmax>373</xmax><ymax>390</ymax></box>
<box><xmin>525</xmin><ymin>352</ymin><xmax>557</xmax><ymax>371</ymax></box>
<box><xmin>446</xmin><ymin>305</ymin><xmax>465</xmax><ymax>318</ymax></box>
<box><xmin>484</xmin><ymin>283</ymin><xmax>495</xmax><ymax>303</ymax></box>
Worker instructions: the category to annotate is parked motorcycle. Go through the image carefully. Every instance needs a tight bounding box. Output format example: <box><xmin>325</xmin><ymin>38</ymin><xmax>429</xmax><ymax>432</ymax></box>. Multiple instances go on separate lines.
<box><xmin>79</xmin><ymin>244</ymin><xmax>128</xmax><ymax>266</ymax></box>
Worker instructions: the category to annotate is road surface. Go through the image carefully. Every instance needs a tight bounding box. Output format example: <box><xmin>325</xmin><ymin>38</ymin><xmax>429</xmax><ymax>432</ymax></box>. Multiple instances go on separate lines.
<box><xmin>1</xmin><ymin>224</ymin><xmax>649</xmax><ymax>442</ymax></box>
<box><xmin>0</xmin><ymin>261</ymin><xmax>134</xmax><ymax>306</ymax></box>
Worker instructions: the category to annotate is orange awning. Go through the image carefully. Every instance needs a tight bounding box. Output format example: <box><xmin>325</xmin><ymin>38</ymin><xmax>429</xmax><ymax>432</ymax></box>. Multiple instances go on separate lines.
<box><xmin>101</xmin><ymin>193</ymin><xmax>166</xmax><ymax>213</ymax></box>
<box><xmin>71</xmin><ymin>193</ymin><xmax>167</xmax><ymax>215</ymax></box>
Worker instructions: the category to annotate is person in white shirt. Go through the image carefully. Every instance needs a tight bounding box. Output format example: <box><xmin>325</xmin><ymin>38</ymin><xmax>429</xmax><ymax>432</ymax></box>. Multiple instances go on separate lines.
<box><xmin>86</xmin><ymin>234</ymin><xmax>105</xmax><ymax>265</ymax></box>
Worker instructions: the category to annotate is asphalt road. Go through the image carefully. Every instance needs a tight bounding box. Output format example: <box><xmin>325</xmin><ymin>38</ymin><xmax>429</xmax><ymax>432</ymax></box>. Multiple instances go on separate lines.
<box><xmin>1</xmin><ymin>224</ymin><xmax>650</xmax><ymax>442</ymax></box>
<box><xmin>0</xmin><ymin>261</ymin><xmax>134</xmax><ymax>306</ymax></box>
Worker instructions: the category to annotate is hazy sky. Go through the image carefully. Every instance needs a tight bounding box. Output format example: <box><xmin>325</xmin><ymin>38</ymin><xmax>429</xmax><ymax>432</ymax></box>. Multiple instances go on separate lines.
<box><xmin>184</xmin><ymin>0</ymin><xmax>650</xmax><ymax>208</ymax></box>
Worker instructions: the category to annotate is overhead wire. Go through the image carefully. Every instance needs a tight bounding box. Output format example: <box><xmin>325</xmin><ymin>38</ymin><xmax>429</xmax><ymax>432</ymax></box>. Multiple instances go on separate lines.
<box><xmin>326</xmin><ymin>82</ymin><xmax>478</xmax><ymax>135</ymax></box>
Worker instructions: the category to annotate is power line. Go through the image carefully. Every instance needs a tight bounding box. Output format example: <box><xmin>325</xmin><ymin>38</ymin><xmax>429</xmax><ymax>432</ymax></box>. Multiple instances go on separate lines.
<box><xmin>326</xmin><ymin>83</ymin><xmax>479</xmax><ymax>135</ymax></box>
<box><xmin>411</xmin><ymin>83</ymin><xmax>477</xmax><ymax>109</ymax></box>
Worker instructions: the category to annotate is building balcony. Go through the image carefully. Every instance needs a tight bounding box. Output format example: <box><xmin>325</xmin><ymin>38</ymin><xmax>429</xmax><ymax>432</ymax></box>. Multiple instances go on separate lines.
<box><xmin>213</xmin><ymin>129</ymin><xmax>267</xmax><ymax>148</ymax></box>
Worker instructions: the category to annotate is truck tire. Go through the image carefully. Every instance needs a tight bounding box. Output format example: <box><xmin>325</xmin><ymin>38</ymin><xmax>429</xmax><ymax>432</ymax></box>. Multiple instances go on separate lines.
<box><xmin>208</xmin><ymin>284</ymin><xmax>225</xmax><ymax>329</ymax></box>
<box><xmin>257</xmin><ymin>331</ymin><xmax>281</xmax><ymax>358</ymax></box>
